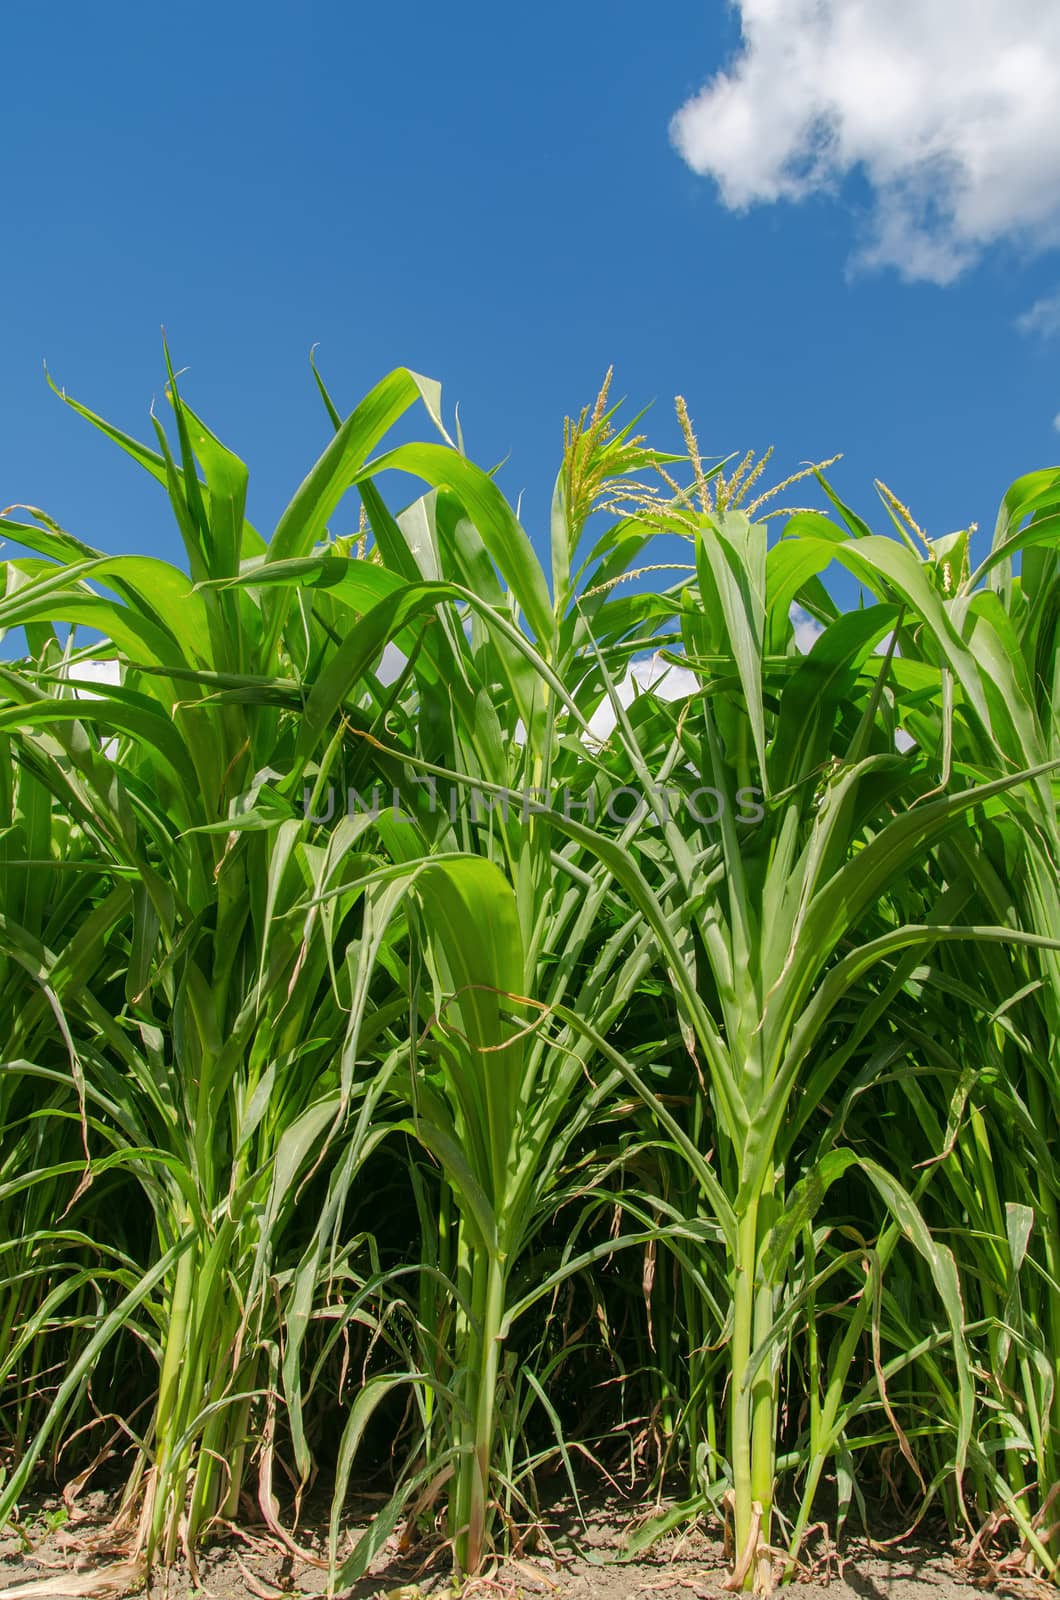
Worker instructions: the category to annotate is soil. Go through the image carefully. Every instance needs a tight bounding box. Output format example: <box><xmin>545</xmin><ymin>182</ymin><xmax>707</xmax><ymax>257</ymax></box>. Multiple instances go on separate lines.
<box><xmin>0</xmin><ymin>1491</ymin><xmax>1047</xmax><ymax>1600</ymax></box>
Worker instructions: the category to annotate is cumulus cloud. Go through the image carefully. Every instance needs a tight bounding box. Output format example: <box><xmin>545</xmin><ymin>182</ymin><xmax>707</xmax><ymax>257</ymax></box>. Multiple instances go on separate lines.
<box><xmin>1054</xmin><ymin>412</ymin><xmax>1060</xmax><ymax>433</ymax></box>
<box><xmin>378</xmin><ymin>642</ymin><xmax>407</xmax><ymax>685</ymax></box>
<box><xmin>587</xmin><ymin>654</ymin><xmax>699</xmax><ymax>743</ymax></box>
<box><xmin>1024</xmin><ymin>296</ymin><xmax>1060</xmax><ymax>342</ymax></box>
<box><xmin>1017</xmin><ymin>291</ymin><xmax>1060</xmax><ymax>337</ymax></box>
<box><xmin>790</xmin><ymin>606</ymin><xmax>824</xmax><ymax>654</ymax></box>
<box><xmin>670</xmin><ymin>1</ymin><xmax>1060</xmax><ymax>283</ymax></box>
<box><xmin>64</xmin><ymin>659</ymin><xmax>122</xmax><ymax>757</ymax></box>
<box><xmin>66</xmin><ymin>658</ymin><xmax>122</xmax><ymax>693</ymax></box>
<box><xmin>590</xmin><ymin>620</ymin><xmax>824</xmax><ymax>748</ymax></box>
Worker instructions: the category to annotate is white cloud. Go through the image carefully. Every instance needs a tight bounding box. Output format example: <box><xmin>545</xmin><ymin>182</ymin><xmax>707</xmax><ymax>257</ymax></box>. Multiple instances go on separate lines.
<box><xmin>66</xmin><ymin>657</ymin><xmax>121</xmax><ymax>694</ymax></box>
<box><xmin>1017</xmin><ymin>291</ymin><xmax>1060</xmax><ymax>338</ymax></box>
<box><xmin>1054</xmin><ymin>412</ymin><xmax>1060</xmax><ymax>433</ymax></box>
<box><xmin>588</xmin><ymin>621</ymin><xmax>824</xmax><ymax>746</ymax></box>
<box><xmin>670</xmin><ymin>1</ymin><xmax>1060</xmax><ymax>283</ymax></box>
<box><xmin>580</xmin><ymin>638</ymin><xmax>919</xmax><ymax>760</ymax></box>
<box><xmin>587</xmin><ymin>654</ymin><xmax>699</xmax><ymax>742</ymax></box>
<box><xmin>631</xmin><ymin>654</ymin><xmax>700</xmax><ymax>698</ymax></box>
<box><xmin>378</xmin><ymin>641</ymin><xmax>406</xmax><ymax>685</ymax></box>
<box><xmin>64</xmin><ymin>658</ymin><xmax>121</xmax><ymax>757</ymax></box>
<box><xmin>790</xmin><ymin>605</ymin><xmax>824</xmax><ymax>654</ymax></box>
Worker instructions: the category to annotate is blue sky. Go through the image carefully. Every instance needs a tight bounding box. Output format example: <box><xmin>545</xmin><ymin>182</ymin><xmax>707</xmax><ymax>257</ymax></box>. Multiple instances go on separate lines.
<box><xmin>3</xmin><ymin>0</ymin><xmax>1059</xmax><ymax>600</ymax></box>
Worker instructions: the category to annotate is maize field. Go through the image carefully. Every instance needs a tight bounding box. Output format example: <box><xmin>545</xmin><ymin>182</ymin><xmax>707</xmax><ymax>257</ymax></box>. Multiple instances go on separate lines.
<box><xmin>0</xmin><ymin>354</ymin><xmax>1058</xmax><ymax>1594</ymax></box>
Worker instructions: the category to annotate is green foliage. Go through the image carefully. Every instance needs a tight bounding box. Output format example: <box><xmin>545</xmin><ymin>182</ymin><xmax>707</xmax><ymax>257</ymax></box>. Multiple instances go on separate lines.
<box><xmin>0</xmin><ymin>354</ymin><xmax>1057</xmax><ymax>1593</ymax></box>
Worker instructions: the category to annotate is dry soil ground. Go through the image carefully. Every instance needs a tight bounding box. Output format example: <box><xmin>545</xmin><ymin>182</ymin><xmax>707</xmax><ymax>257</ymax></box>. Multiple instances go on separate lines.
<box><xmin>0</xmin><ymin>1491</ymin><xmax>1048</xmax><ymax>1600</ymax></box>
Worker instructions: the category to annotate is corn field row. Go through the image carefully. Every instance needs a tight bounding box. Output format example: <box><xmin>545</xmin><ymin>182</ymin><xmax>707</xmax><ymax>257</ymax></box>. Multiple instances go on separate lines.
<box><xmin>0</xmin><ymin>357</ymin><xmax>1058</xmax><ymax>1593</ymax></box>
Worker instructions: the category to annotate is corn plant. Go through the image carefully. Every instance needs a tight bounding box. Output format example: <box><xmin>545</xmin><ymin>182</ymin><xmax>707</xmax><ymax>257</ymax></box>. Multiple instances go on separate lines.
<box><xmin>539</xmin><ymin>442</ymin><xmax>1060</xmax><ymax>1588</ymax></box>
<box><xmin>0</xmin><ymin>358</ymin><xmax>470</xmax><ymax>1564</ymax></box>
<box><xmin>1</xmin><ymin>353</ymin><xmax>1059</xmax><ymax>1595</ymax></box>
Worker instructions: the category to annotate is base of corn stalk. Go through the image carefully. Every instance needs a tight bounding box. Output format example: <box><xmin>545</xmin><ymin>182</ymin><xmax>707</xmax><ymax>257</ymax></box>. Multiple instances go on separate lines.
<box><xmin>721</xmin><ymin>1490</ymin><xmax>777</xmax><ymax>1594</ymax></box>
